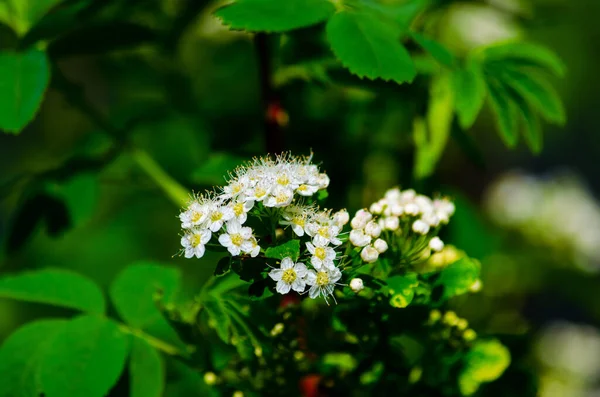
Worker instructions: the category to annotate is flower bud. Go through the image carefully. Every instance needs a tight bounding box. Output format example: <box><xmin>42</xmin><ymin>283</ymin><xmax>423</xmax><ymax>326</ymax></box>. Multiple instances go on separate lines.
<box><xmin>373</xmin><ymin>238</ymin><xmax>388</xmax><ymax>253</ymax></box>
<box><xmin>365</xmin><ymin>221</ymin><xmax>382</xmax><ymax>238</ymax></box>
<box><xmin>317</xmin><ymin>173</ymin><xmax>330</xmax><ymax>188</ymax></box>
<box><xmin>384</xmin><ymin>216</ymin><xmax>400</xmax><ymax>231</ymax></box>
<box><xmin>463</xmin><ymin>329</ymin><xmax>477</xmax><ymax>342</ymax></box>
<box><xmin>469</xmin><ymin>279</ymin><xmax>482</xmax><ymax>292</ymax></box>
<box><xmin>350</xmin><ymin>229</ymin><xmax>371</xmax><ymax>247</ymax></box>
<box><xmin>333</xmin><ymin>209</ymin><xmax>350</xmax><ymax>227</ymax></box>
<box><xmin>405</xmin><ymin>203</ymin><xmax>420</xmax><ymax>216</ymax></box>
<box><xmin>370</xmin><ymin>200</ymin><xmax>384</xmax><ymax>214</ymax></box>
<box><xmin>412</xmin><ymin>220</ymin><xmax>430</xmax><ymax>235</ymax></box>
<box><xmin>429</xmin><ymin>236</ymin><xmax>444</xmax><ymax>252</ymax></box>
<box><xmin>422</xmin><ymin>212</ymin><xmax>440</xmax><ymax>227</ymax></box>
<box><xmin>360</xmin><ymin>245</ymin><xmax>379</xmax><ymax>263</ymax></box>
<box><xmin>204</xmin><ymin>372</ymin><xmax>218</xmax><ymax>385</ymax></box>
<box><xmin>351</xmin><ymin>209</ymin><xmax>372</xmax><ymax>229</ymax></box>
<box><xmin>350</xmin><ymin>278</ymin><xmax>364</xmax><ymax>293</ymax></box>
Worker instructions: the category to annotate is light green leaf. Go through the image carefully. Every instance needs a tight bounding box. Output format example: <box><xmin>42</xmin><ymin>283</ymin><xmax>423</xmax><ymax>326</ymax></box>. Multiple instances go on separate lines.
<box><xmin>265</xmin><ymin>239</ymin><xmax>301</xmax><ymax>261</ymax></box>
<box><xmin>38</xmin><ymin>315</ymin><xmax>130</xmax><ymax>397</ymax></box>
<box><xmin>214</xmin><ymin>0</ymin><xmax>335</xmax><ymax>32</ymax></box>
<box><xmin>130</xmin><ymin>337</ymin><xmax>164</xmax><ymax>397</ymax></box>
<box><xmin>326</xmin><ymin>10</ymin><xmax>416</xmax><ymax>84</ymax></box>
<box><xmin>482</xmin><ymin>41</ymin><xmax>566</xmax><ymax>77</ymax></box>
<box><xmin>109</xmin><ymin>262</ymin><xmax>186</xmax><ymax>350</ymax></box>
<box><xmin>414</xmin><ymin>72</ymin><xmax>454</xmax><ymax>179</ymax></box>
<box><xmin>386</xmin><ymin>273</ymin><xmax>418</xmax><ymax>308</ymax></box>
<box><xmin>0</xmin><ymin>319</ymin><xmax>67</xmax><ymax>397</ymax></box>
<box><xmin>486</xmin><ymin>78</ymin><xmax>519</xmax><ymax>147</ymax></box>
<box><xmin>459</xmin><ymin>339</ymin><xmax>511</xmax><ymax>395</ymax></box>
<box><xmin>435</xmin><ymin>257</ymin><xmax>480</xmax><ymax>300</ymax></box>
<box><xmin>411</xmin><ymin>32</ymin><xmax>455</xmax><ymax>67</ymax></box>
<box><xmin>0</xmin><ymin>0</ymin><xmax>64</xmax><ymax>35</ymax></box>
<box><xmin>0</xmin><ymin>49</ymin><xmax>50</xmax><ymax>134</ymax></box>
<box><xmin>0</xmin><ymin>268</ymin><xmax>105</xmax><ymax>314</ymax></box>
<box><xmin>453</xmin><ymin>60</ymin><xmax>486</xmax><ymax>129</ymax></box>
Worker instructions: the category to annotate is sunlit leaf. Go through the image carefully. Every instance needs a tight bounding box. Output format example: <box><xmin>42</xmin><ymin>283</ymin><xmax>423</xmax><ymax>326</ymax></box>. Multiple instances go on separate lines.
<box><xmin>265</xmin><ymin>239</ymin><xmax>301</xmax><ymax>261</ymax></box>
<box><xmin>0</xmin><ymin>0</ymin><xmax>64</xmax><ymax>35</ymax></box>
<box><xmin>453</xmin><ymin>60</ymin><xmax>486</xmax><ymax>129</ymax></box>
<box><xmin>486</xmin><ymin>78</ymin><xmax>519</xmax><ymax>147</ymax></box>
<box><xmin>459</xmin><ymin>339</ymin><xmax>511</xmax><ymax>395</ymax></box>
<box><xmin>386</xmin><ymin>273</ymin><xmax>418</xmax><ymax>308</ymax></box>
<box><xmin>435</xmin><ymin>257</ymin><xmax>480</xmax><ymax>300</ymax></box>
<box><xmin>411</xmin><ymin>32</ymin><xmax>455</xmax><ymax>67</ymax></box>
<box><xmin>482</xmin><ymin>41</ymin><xmax>566</xmax><ymax>77</ymax></box>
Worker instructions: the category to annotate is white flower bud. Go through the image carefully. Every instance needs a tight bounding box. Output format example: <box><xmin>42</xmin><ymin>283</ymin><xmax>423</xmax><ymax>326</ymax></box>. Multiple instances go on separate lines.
<box><xmin>350</xmin><ymin>229</ymin><xmax>371</xmax><ymax>247</ymax></box>
<box><xmin>383</xmin><ymin>216</ymin><xmax>400</xmax><ymax>231</ymax></box>
<box><xmin>390</xmin><ymin>203</ymin><xmax>404</xmax><ymax>216</ymax></box>
<box><xmin>429</xmin><ymin>236</ymin><xmax>444</xmax><ymax>251</ymax></box>
<box><xmin>351</xmin><ymin>209</ymin><xmax>372</xmax><ymax>229</ymax></box>
<box><xmin>360</xmin><ymin>245</ymin><xmax>379</xmax><ymax>263</ymax></box>
<box><xmin>401</xmin><ymin>189</ymin><xmax>416</xmax><ymax>201</ymax></box>
<box><xmin>317</xmin><ymin>173</ymin><xmax>330</xmax><ymax>188</ymax></box>
<box><xmin>365</xmin><ymin>221</ymin><xmax>382</xmax><ymax>238</ymax></box>
<box><xmin>350</xmin><ymin>278</ymin><xmax>364</xmax><ymax>293</ymax></box>
<box><xmin>373</xmin><ymin>238</ymin><xmax>388</xmax><ymax>253</ymax></box>
<box><xmin>384</xmin><ymin>187</ymin><xmax>402</xmax><ymax>201</ymax></box>
<box><xmin>412</xmin><ymin>220</ymin><xmax>430</xmax><ymax>235</ymax></box>
<box><xmin>370</xmin><ymin>200</ymin><xmax>384</xmax><ymax>214</ymax></box>
<box><xmin>404</xmin><ymin>203</ymin><xmax>420</xmax><ymax>216</ymax></box>
<box><xmin>333</xmin><ymin>209</ymin><xmax>350</xmax><ymax>227</ymax></box>
<box><xmin>422</xmin><ymin>212</ymin><xmax>440</xmax><ymax>227</ymax></box>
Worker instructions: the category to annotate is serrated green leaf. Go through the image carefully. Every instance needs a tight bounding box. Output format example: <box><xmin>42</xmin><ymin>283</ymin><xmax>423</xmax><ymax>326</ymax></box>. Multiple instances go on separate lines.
<box><xmin>0</xmin><ymin>49</ymin><xmax>50</xmax><ymax>134</ymax></box>
<box><xmin>0</xmin><ymin>0</ymin><xmax>64</xmax><ymax>35</ymax></box>
<box><xmin>110</xmin><ymin>262</ymin><xmax>186</xmax><ymax>350</ymax></box>
<box><xmin>38</xmin><ymin>315</ymin><xmax>130</xmax><ymax>397</ymax></box>
<box><xmin>411</xmin><ymin>32</ymin><xmax>455</xmax><ymax>67</ymax></box>
<box><xmin>482</xmin><ymin>41</ymin><xmax>566</xmax><ymax>77</ymax></box>
<box><xmin>214</xmin><ymin>0</ymin><xmax>335</xmax><ymax>32</ymax></box>
<box><xmin>453</xmin><ymin>61</ymin><xmax>486</xmax><ymax>129</ymax></box>
<box><xmin>130</xmin><ymin>337</ymin><xmax>164</xmax><ymax>397</ymax></box>
<box><xmin>326</xmin><ymin>10</ymin><xmax>416</xmax><ymax>84</ymax></box>
<box><xmin>486</xmin><ymin>78</ymin><xmax>519</xmax><ymax>147</ymax></box>
<box><xmin>0</xmin><ymin>319</ymin><xmax>67</xmax><ymax>397</ymax></box>
<box><xmin>0</xmin><ymin>268</ymin><xmax>105</xmax><ymax>314</ymax></box>
<box><xmin>435</xmin><ymin>257</ymin><xmax>480</xmax><ymax>300</ymax></box>
<box><xmin>265</xmin><ymin>239</ymin><xmax>301</xmax><ymax>261</ymax></box>
<box><xmin>459</xmin><ymin>339</ymin><xmax>511</xmax><ymax>395</ymax></box>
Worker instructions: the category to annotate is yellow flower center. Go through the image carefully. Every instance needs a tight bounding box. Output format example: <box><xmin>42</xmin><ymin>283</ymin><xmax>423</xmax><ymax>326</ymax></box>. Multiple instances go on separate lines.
<box><xmin>276</xmin><ymin>192</ymin><xmax>288</xmax><ymax>203</ymax></box>
<box><xmin>190</xmin><ymin>234</ymin><xmax>201</xmax><ymax>247</ymax></box>
<box><xmin>277</xmin><ymin>174</ymin><xmax>290</xmax><ymax>186</ymax></box>
<box><xmin>230</xmin><ymin>233</ymin><xmax>243</xmax><ymax>246</ymax></box>
<box><xmin>316</xmin><ymin>271</ymin><xmax>329</xmax><ymax>286</ymax></box>
<box><xmin>318</xmin><ymin>227</ymin><xmax>330</xmax><ymax>238</ymax></box>
<box><xmin>282</xmin><ymin>268</ymin><xmax>296</xmax><ymax>284</ymax></box>
<box><xmin>292</xmin><ymin>216</ymin><xmax>305</xmax><ymax>227</ymax></box>
<box><xmin>314</xmin><ymin>247</ymin><xmax>326</xmax><ymax>260</ymax></box>
<box><xmin>233</xmin><ymin>202</ymin><xmax>244</xmax><ymax>216</ymax></box>
<box><xmin>231</xmin><ymin>183</ymin><xmax>242</xmax><ymax>194</ymax></box>
<box><xmin>298</xmin><ymin>184</ymin><xmax>308</xmax><ymax>191</ymax></box>
<box><xmin>255</xmin><ymin>187</ymin><xmax>266</xmax><ymax>198</ymax></box>
<box><xmin>191</xmin><ymin>211</ymin><xmax>203</xmax><ymax>223</ymax></box>
<box><xmin>210</xmin><ymin>211</ymin><xmax>223</xmax><ymax>222</ymax></box>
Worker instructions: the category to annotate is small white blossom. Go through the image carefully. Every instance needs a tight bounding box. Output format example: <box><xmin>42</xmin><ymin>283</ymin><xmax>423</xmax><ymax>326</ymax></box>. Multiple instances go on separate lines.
<box><xmin>244</xmin><ymin>236</ymin><xmax>261</xmax><ymax>257</ymax></box>
<box><xmin>296</xmin><ymin>183</ymin><xmax>319</xmax><ymax>196</ymax></box>
<box><xmin>269</xmin><ymin>257</ymin><xmax>308</xmax><ymax>294</ymax></box>
<box><xmin>369</xmin><ymin>200</ymin><xmax>385</xmax><ymax>215</ymax></box>
<box><xmin>350</xmin><ymin>278</ymin><xmax>364</xmax><ymax>293</ymax></box>
<box><xmin>306</xmin><ymin>241</ymin><xmax>337</xmax><ymax>270</ymax></box>
<box><xmin>365</xmin><ymin>221</ymin><xmax>382</xmax><ymax>238</ymax></box>
<box><xmin>230</xmin><ymin>199</ymin><xmax>254</xmax><ymax>224</ymax></box>
<box><xmin>306</xmin><ymin>266</ymin><xmax>342</xmax><ymax>302</ymax></box>
<box><xmin>405</xmin><ymin>203</ymin><xmax>420</xmax><ymax>216</ymax></box>
<box><xmin>429</xmin><ymin>236</ymin><xmax>444</xmax><ymax>252</ymax></box>
<box><xmin>351</xmin><ymin>209</ymin><xmax>373</xmax><ymax>229</ymax></box>
<box><xmin>332</xmin><ymin>209</ymin><xmax>350</xmax><ymax>228</ymax></box>
<box><xmin>349</xmin><ymin>229</ymin><xmax>371</xmax><ymax>247</ymax></box>
<box><xmin>373</xmin><ymin>238</ymin><xmax>388</xmax><ymax>253</ymax></box>
<box><xmin>383</xmin><ymin>216</ymin><xmax>400</xmax><ymax>231</ymax></box>
<box><xmin>207</xmin><ymin>203</ymin><xmax>234</xmax><ymax>232</ymax></box>
<box><xmin>218</xmin><ymin>220</ymin><xmax>253</xmax><ymax>256</ymax></box>
<box><xmin>245</xmin><ymin>179</ymin><xmax>272</xmax><ymax>202</ymax></box>
<box><xmin>412</xmin><ymin>219</ymin><xmax>430</xmax><ymax>235</ymax></box>
<box><xmin>180</xmin><ymin>202</ymin><xmax>208</xmax><ymax>229</ymax></box>
<box><xmin>264</xmin><ymin>185</ymin><xmax>294</xmax><ymax>208</ymax></box>
<box><xmin>316</xmin><ymin>173</ymin><xmax>330</xmax><ymax>189</ymax></box>
<box><xmin>360</xmin><ymin>245</ymin><xmax>379</xmax><ymax>263</ymax></box>
<box><xmin>181</xmin><ymin>229</ymin><xmax>211</xmax><ymax>258</ymax></box>
<box><xmin>306</xmin><ymin>223</ymin><xmax>342</xmax><ymax>246</ymax></box>
<box><xmin>280</xmin><ymin>207</ymin><xmax>308</xmax><ymax>237</ymax></box>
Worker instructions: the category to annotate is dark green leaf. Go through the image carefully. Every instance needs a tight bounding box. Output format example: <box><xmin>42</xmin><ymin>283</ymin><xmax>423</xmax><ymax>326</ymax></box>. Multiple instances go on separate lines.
<box><xmin>48</xmin><ymin>173</ymin><xmax>99</xmax><ymax>225</ymax></box>
<box><xmin>265</xmin><ymin>239</ymin><xmax>301</xmax><ymax>261</ymax></box>
<box><xmin>214</xmin><ymin>256</ymin><xmax>231</xmax><ymax>277</ymax></box>
<box><xmin>0</xmin><ymin>268</ymin><xmax>105</xmax><ymax>314</ymax></box>
<box><xmin>38</xmin><ymin>315</ymin><xmax>130</xmax><ymax>397</ymax></box>
<box><xmin>411</xmin><ymin>32</ymin><xmax>455</xmax><ymax>67</ymax></box>
<box><xmin>130</xmin><ymin>337</ymin><xmax>164</xmax><ymax>397</ymax></box>
<box><xmin>248</xmin><ymin>278</ymin><xmax>274</xmax><ymax>300</ymax></box>
<box><xmin>0</xmin><ymin>0</ymin><xmax>63</xmax><ymax>35</ymax></box>
<box><xmin>164</xmin><ymin>359</ymin><xmax>219</xmax><ymax>397</ymax></box>
<box><xmin>453</xmin><ymin>60</ymin><xmax>487</xmax><ymax>129</ymax></box>
<box><xmin>214</xmin><ymin>0</ymin><xmax>335</xmax><ymax>32</ymax></box>
<box><xmin>204</xmin><ymin>299</ymin><xmax>233</xmax><ymax>343</ymax></box>
<box><xmin>326</xmin><ymin>10</ymin><xmax>416</xmax><ymax>84</ymax></box>
<box><xmin>486</xmin><ymin>78</ymin><xmax>519</xmax><ymax>147</ymax></box>
<box><xmin>435</xmin><ymin>257</ymin><xmax>480</xmax><ymax>300</ymax></box>
<box><xmin>482</xmin><ymin>41</ymin><xmax>566</xmax><ymax>77</ymax></box>
<box><xmin>0</xmin><ymin>319</ymin><xmax>67</xmax><ymax>397</ymax></box>
<box><xmin>520</xmin><ymin>102</ymin><xmax>542</xmax><ymax>154</ymax></box>
<box><xmin>0</xmin><ymin>49</ymin><xmax>49</xmax><ymax>134</ymax></box>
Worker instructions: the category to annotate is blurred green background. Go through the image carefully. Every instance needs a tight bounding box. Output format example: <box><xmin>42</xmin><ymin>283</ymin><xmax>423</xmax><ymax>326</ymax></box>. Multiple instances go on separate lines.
<box><xmin>1</xmin><ymin>0</ymin><xmax>600</xmax><ymax>396</ymax></box>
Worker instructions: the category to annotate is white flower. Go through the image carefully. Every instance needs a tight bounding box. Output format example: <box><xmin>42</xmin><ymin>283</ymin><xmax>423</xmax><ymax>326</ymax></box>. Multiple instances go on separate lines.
<box><xmin>383</xmin><ymin>216</ymin><xmax>400</xmax><ymax>231</ymax></box>
<box><xmin>332</xmin><ymin>209</ymin><xmax>349</xmax><ymax>228</ymax></box>
<box><xmin>316</xmin><ymin>173</ymin><xmax>330</xmax><ymax>189</ymax></box>
<box><xmin>244</xmin><ymin>236</ymin><xmax>261</xmax><ymax>257</ymax></box>
<box><xmin>280</xmin><ymin>207</ymin><xmax>308</xmax><ymax>236</ymax></box>
<box><xmin>385</xmin><ymin>187</ymin><xmax>402</xmax><ymax>201</ymax></box>
<box><xmin>306</xmin><ymin>241</ymin><xmax>337</xmax><ymax>270</ymax></box>
<box><xmin>295</xmin><ymin>164</ymin><xmax>319</xmax><ymax>184</ymax></box>
<box><xmin>412</xmin><ymin>220</ymin><xmax>430</xmax><ymax>235</ymax></box>
<box><xmin>245</xmin><ymin>179</ymin><xmax>272</xmax><ymax>202</ymax></box>
<box><xmin>207</xmin><ymin>203</ymin><xmax>234</xmax><ymax>232</ymax></box>
<box><xmin>306</xmin><ymin>223</ymin><xmax>342</xmax><ymax>246</ymax></box>
<box><xmin>181</xmin><ymin>229</ymin><xmax>211</xmax><ymax>258</ymax></box>
<box><xmin>222</xmin><ymin>176</ymin><xmax>249</xmax><ymax>200</ymax></box>
<box><xmin>296</xmin><ymin>183</ymin><xmax>319</xmax><ymax>197</ymax></box>
<box><xmin>306</xmin><ymin>266</ymin><xmax>342</xmax><ymax>301</ymax></box>
<box><xmin>373</xmin><ymin>238</ymin><xmax>388</xmax><ymax>253</ymax></box>
<box><xmin>415</xmin><ymin>195</ymin><xmax>433</xmax><ymax>214</ymax></box>
<box><xmin>422</xmin><ymin>211</ymin><xmax>440</xmax><ymax>227</ymax></box>
<box><xmin>349</xmin><ymin>229</ymin><xmax>371</xmax><ymax>247</ymax></box>
<box><xmin>405</xmin><ymin>203</ymin><xmax>420</xmax><ymax>216</ymax></box>
<box><xmin>369</xmin><ymin>200</ymin><xmax>385</xmax><ymax>215</ymax></box>
<box><xmin>349</xmin><ymin>278</ymin><xmax>364</xmax><ymax>293</ymax></box>
<box><xmin>230</xmin><ymin>199</ymin><xmax>254</xmax><ymax>224</ymax></box>
<box><xmin>429</xmin><ymin>236</ymin><xmax>444</xmax><ymax>252</ymax></box>
<box><xmin>351</xmin><ymin>209</ymin><xmax>372</xmax><ymax>229</ymax></box>
<box><xmin>269</xmin><ymin>257</ymin><xmax>308</xmax><ymax>294</ymax></box>
<box><xmin>360</xmin><ymin>245</ymin><xmax>379</xmax><ymax>263</ymax></box>
<box><xmin>218</xmin><ymin>220</ymin><xmax>253</xmax><ymax>256</ymax></box>
<box><xmin>180</xmin><ymin>202</ymin><xmax>208</xmax><ymax>229</ymax></box>
<box><xmin>401</xmin><ymin>189</ymin><xmax>417</xmax><ymax>202</ymax></box>
<box><xmin>365</xmin><ymin>221</ymin><xmax>381</xmax><ymax>238</ymax></box>
<box><xmin>264</xmin><ymin>185</ymin><xmax>294</xmax><ymax>207</ymax></box>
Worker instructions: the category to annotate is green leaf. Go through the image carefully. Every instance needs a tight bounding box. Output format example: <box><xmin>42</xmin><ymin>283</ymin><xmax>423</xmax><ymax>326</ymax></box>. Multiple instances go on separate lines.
<box><xmin>326</xmin><ymin>10</ymin><xmax>416</xmax><ymax>84</ymax></box>
<box><xmin>109</xmin><ymin>262</ymin><xmax>187</xmax><ymax>350</ymax></box>
<box><xmin>0</xmin><ymin>319</ymin><xmax>67</xmax><ymax>397</ymax></box>
<box><xmin>386</xmin><ymin>273</ymin><xmax>418</xmax><ymax>308</ymax></box>
<box><xmin>414</xmin><ymin>72</ymin><xmax>454</xmax><ymax>179</ymax></box>
<box><xmin>411</xmin><ymin>32</ymin><xmax>455</xmax><ymax>67</ymax></box>
<box><xmin>360</xmin><ymin>0</ymin><xmax>429</xmax><ymax>29</ymax></box>
<box><xmin>265</xmin><ymin>239</ymin><xmax>301</xmax><ymax>261</ymax></box>
<box><xmin>48</xmin><ymin>173</ymin><xmax>99</xmax><ymax>225</ymax></box>
<box><xmin>130</xmin><ymin>337</ymin><xmax>164</xmax><ymax>397</ymax></box>
<box><xmin>214</xmin><ymin>0</ymin><xmax>335</xmax><ymax>32</ymax></box>
<box><xmin>164</xmin><ymin>359</ymin><xmax>219</xmax><ymax>397</ymax></box>
<box><xmin>519</xmin><ymin>102</ymin><xmax>542</xmax><ymax>154</ymax></box>
<box><xmin>214</xmin><ymin>256</ymin><xmax>231</xmax><ymax>277</ymax></box>
<box><xmin>0</xmin><ymin>0</ymin><xmax>63</xmax><ymax>35</ymax></box>
<box><xmin>0</xmin><ymin>268</ymin><xmax>105</xmax><ymax>314</ymax></box>
<box><xmin>459</xmin><ymin>339</ymin><xmax>511</xmax><ymax>395</ymax></box>
<box><xmin>453</xmin><ymin>60</ymin><xmax>487</xmax><ymax>129</ymax></box>
<box><xmin>0</xmin><ymin>49</ymin><xmax>50</xmax><ymax>134</ymax></box>
<box><xmin>486</xmin><ymin>78</ymin><xmax>519</xmax><ymax>147</ymax></box>
<box><xmin>191</xmin><ymin>152</ymin><xmax>246</xmax><ymax>185</ymax></box>
<box><xmin>435</xmin><ymin>257</ymin><xmax>480</xmax><ymax>300</ymax></box>
<box><xmin>482</xmin><ymin>41</ymin><xmax>566</xmax><ymax>77</ymax></box>
<box><xmin>38</xmin><ymin>315</ymin><xmax>130</xmax><ymax>397</ymax></box>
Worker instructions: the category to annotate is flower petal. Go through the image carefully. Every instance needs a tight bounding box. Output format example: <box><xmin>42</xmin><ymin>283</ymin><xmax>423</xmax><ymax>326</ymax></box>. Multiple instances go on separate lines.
<box><xmin>276</xmin><ymin>280</ymin><xmax>291</xmax><ymax>294</ymax></box>
<box><xmin>294</xmin><ymin>263</ymin><xmax>308</xmax><ymax>278</ymax></box>
<box><xmin>218</xmin><ymin>234</ymin><xmax>231</xmax><ymax>247</ymax></box>
<box><xmin>292</xmin><ymin>279</ymin><xmax>306</xmax><ymax>292</ymax></box>
<box><xmin>269</xmin><ymin>269</ymin><xmax>283</xmax><ymax>281</ymax></box>
<box><xmin>281</xmin><ymin>257</ymin><xmax>294</xmax><ymax>270</ymax></box>
<box><xmin>309</xmin><ymin>285</ymin><xmax>320</xmax><ymax>299</ymax></box>
<box><xmin>305</xmin><ymin>270</ymin><xmax>317</xmax><ymax>285</ymax></box>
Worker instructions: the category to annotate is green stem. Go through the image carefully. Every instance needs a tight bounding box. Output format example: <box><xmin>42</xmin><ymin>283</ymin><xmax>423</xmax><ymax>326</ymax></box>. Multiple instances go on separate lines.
<box><xmin>131</xmin><ymin>148</ymin><xmax>190</xmax><ymax>207</ymax></box>
<box><xmin>118</xmin><ymin>324</ymin><xmax>184</xmax><ymax>356</ymax></box>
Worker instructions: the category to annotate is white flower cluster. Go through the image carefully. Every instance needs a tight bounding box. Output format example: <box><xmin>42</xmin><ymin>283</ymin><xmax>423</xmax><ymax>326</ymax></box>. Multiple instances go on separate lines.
<box><xmin>349</xmin><ymin>187</ymin><xmax>455</xmax><ymax>263</ymax></box>
<box><xmin>179</xmin><ymin>153</ymin><xmax>329</xmax><ymax>259</ymax></box>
